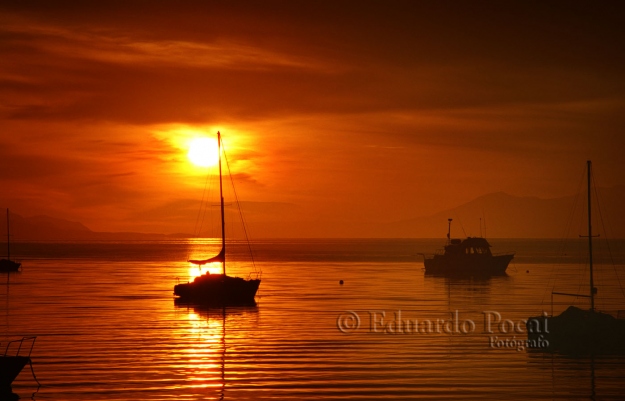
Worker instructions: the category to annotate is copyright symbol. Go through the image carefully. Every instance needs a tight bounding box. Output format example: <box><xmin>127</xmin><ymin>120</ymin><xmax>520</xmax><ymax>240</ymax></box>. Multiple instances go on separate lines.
<box><xmin>337</xmin><ymin>311</ymin><xmax>361</xmax><ymax>333</ymax></box>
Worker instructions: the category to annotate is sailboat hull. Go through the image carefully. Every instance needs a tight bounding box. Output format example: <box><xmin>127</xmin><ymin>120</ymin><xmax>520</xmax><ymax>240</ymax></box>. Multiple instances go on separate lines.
<box><xmin>527</xmin><ymin>306</ymin><xmax>625</xmax><ymax>355</ymax></box>
<box><xmin>0</xmin><ymin>259</ymin><xmax>21</xmax><ymax>273</ymax></box>
<box><xmin>174</xmin><ymin>274</ymin><xmax>260</xmax><ymax>306</ymax></box>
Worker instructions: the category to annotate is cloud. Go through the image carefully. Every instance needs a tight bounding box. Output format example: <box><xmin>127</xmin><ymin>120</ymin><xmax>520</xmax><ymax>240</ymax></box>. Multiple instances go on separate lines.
<box><xmin>3</xmin><ymin>2</ymin><xmax>623</xmax><ymax>126</ymax></box>
<box><xmin>1</xmin><ymin>2</ymin><xmax>625</xmax><ymax>235</ymax></box>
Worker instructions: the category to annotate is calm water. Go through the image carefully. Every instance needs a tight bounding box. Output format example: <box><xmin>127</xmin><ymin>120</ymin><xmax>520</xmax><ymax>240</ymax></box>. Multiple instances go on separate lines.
<box><xmin>3</xmin><ymin>238</ymin><xmax>625</xmax><ymax>400</ymax></box>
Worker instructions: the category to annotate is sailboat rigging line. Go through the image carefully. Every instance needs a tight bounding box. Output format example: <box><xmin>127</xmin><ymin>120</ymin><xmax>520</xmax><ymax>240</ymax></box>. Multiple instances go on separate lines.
<box><xmin>222</xmin><ymin>146</ymin><xmax>260</xmax><ymax>278</ymax></box>
<box><xmin>591</xmin><ymin>168</ymin><xmax>625</xmax><ymax>300</ymax></box>
<box><xmin>539</xmin><ymin>164</ymin><xmax>586</xmax><ymax>309</ymax></box>
<box><xmin>454</xmin><ymin>214</ymin><xmax>467</xmax><ymax>237</ymax></box>
<box><xmin>192</xmin><ymin>165</ymin><xmax>212</xmax><ymax>237</ymax></box>
<box><xmin>187</xmin><ymin>163</ymin><xmax>216</xmax><ymax>262</ymax></box>
<box><xmin>29</xmin><ymin>359</ymin><xmax>41</xmax><ymax>386</ymax></box>
<box><xmin>204</xmin><ymin>171</ymin><xmax>217</xmax><ymax>237</ymax></box>
<box><xmin>480</xmin><ymin>206</ymin><xmax>486</xmax><ymax>238</ymax></box>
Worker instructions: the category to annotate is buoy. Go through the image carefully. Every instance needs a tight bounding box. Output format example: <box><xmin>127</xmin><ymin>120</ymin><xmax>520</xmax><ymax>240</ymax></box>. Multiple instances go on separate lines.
<box><xmin>339</xmin><ymin>280</ymin><xmax>344</xmax><ymax>285</ymax></box>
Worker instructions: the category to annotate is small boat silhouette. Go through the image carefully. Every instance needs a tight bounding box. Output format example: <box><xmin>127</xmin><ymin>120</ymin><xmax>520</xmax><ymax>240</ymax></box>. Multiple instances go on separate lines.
<box><xmin>0</xmin><ymin>209</ymin><xmax>21</xmax><ymax>273</ymax></box>
<box><xmin>422</xmin><ymin>218</ymin><xmax>514</xmax><ymax>276</ymax></box>
<box><xmin>0</xmin><ymin>336</ymin><xmax>37</xmax><ymax>396</ymax></box>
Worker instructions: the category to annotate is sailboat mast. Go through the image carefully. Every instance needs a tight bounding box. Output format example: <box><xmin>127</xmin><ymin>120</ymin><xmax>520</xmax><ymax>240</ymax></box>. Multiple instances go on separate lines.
<box><xmin>587</xmin><ymin>160</ymin><xmax>595</xmax><ymax>312</ymax></box>
<box><xmin>217</xmin><ymin>132</ymin><xmax>226</xmax><ymax>276</ymax></box>
<box><xmin>6</xmin><ymin>209</ymin><xmax>9</xmax><ymax>261</ymax></box>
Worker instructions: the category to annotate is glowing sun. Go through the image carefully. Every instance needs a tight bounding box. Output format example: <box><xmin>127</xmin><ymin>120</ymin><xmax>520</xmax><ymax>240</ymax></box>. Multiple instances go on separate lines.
<box><xmin>187</xmin><ymin>137</ymin><xmax>219</xmax><ymax>167</ymax></box>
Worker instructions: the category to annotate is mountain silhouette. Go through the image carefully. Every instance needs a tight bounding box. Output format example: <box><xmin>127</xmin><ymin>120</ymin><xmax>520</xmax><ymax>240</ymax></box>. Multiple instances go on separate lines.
<box><xmin>2</xmin><ymin>186</ymin><xmax>624</xmax><ymax>239</ymax></box>
<box><xmin>385</xmin><ymin>186</ymin><xmax>625</xmax><ymax>238</ymax></box>
<box><xmin>0</xmin><ymin>211</ymin><xmax>169</xmax><ymax>241</ymax></box>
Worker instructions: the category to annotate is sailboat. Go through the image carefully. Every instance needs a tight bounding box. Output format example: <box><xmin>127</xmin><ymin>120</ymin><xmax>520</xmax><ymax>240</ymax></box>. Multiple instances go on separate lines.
<box><xmin>173</xmin><ymin>132</ymin><xmax>261</xmax><ymax>306</ymax></box>
<box><xmin>0</xmin><ymin>210</ymin><xmax>21</xmax><ymax>273</ymax></box>
<box><xmin>526</xmin><ymin>161</ymin><xmax>625</xmax><ymax>354</ymax></box>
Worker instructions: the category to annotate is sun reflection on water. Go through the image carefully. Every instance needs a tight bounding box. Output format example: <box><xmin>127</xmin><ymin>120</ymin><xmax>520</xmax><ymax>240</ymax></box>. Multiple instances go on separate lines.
<box><xmin>174</xmin><ymin>302</ymin><xmax>260</xmax><ymax>397</ymax></box>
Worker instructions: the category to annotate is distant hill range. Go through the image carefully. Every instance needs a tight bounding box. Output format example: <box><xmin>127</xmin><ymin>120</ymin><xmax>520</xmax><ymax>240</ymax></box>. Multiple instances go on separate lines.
<box><xmin>2</xmin><ymin>186</ymin><xmax>625</xmax><ymax>240</ymax></box>
<box><xmin>382</xmin><ymin>186</ymin><xmax>625</xmax><ymax>239</ymax></box>
<box><xmin>1</xmin><ymin>213</ymin><xmax>172</xmax><ymax>241</ymax></box>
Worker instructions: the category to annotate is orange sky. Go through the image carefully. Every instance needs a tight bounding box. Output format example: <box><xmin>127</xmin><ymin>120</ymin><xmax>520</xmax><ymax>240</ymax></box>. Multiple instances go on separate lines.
<box><xmin>1</xmin><ymin>2</ymin><xmax>624</xmax><ymax>238</ymax></box>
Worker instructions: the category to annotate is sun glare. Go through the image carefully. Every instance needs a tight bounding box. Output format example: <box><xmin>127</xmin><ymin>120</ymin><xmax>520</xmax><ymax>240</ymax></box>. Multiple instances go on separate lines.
<box><xmin>189</xmin><ymin>263</ymin><xmax>222</xmax><ymax>278</ymax></box>
<box><xmin>188</xmin><ymin>137</ymin><xmax>219</xmax><ymax>167</ymax></box>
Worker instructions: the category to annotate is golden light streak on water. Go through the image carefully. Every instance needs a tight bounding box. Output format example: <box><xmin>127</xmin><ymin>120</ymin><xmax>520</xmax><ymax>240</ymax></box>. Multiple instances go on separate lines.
<box><xmin>3</xmin><ymin>239</ymin><xmax>625</xmax><ymax>400</ymax></box>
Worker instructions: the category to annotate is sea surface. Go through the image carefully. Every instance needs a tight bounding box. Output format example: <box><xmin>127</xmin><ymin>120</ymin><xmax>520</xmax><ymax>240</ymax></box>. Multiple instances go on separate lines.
<box><xmin>3</xmin><ymin>238</ymin><xmax>625</xmax><ymax>400</ymax></box>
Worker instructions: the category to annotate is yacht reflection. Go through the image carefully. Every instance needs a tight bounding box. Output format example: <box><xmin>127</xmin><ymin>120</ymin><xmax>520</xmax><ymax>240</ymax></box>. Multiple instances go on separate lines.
<box><xmin>174</xmin><ymin>301</ymin><xmax>258</xmax><ymax>400</ymax></box>
<box><xmin>174</xmin><ymin>297</ymin><xmax>257</xmax><ymax>309</ymax></box>
<box><xmin>424</xmin><ymin>273</ymin><xmax>512</xmax><ymax>314</ymax></box>
<box><xmin>425</xmin><ymin>270</ymin><xmax>510</xmax><ymax>280</ymax></box>
<box><xmin>425</xmin><ymin>272</ymin><xmax>510</xmax><ymax>295</ymax></box>
<box><xmin>175</xmin><ymin>299</ymin><xmax>259</xmax><ymax>320</ymax></box>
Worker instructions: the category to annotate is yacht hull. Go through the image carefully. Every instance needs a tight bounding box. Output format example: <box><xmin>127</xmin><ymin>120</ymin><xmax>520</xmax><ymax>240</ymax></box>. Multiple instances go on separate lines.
<box><xmin>424</xmin><ymin>254</ymin><xmax>513</xmax><ymax>276</ymax></box>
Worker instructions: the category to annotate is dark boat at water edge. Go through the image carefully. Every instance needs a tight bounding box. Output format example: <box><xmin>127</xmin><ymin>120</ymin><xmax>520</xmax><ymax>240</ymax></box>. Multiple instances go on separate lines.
<box><xmin>421</xmin><ymin>218</ymin><xmax>514</xmax><ymax>276</ymax></box>
<box><xmin>527</xmin><ymin>161</ymin><xmax>625</xmax><ymax>355</ymax></box>
<box><xmin>0</xmin><ymin>336</ymin><xmax>37</xmax><ymax>396</ymax></box>
<box><xmin>173</xmin><ymin>132</ymin><xmax>261</xmax><ymax>306</ymax></box>
<box><xmin>0</xmin><ymin>209</ymin><xmax>21</xmax><ymax>273</ymax></box>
